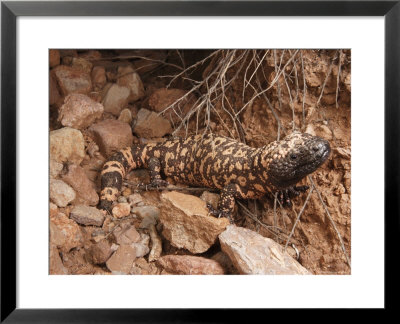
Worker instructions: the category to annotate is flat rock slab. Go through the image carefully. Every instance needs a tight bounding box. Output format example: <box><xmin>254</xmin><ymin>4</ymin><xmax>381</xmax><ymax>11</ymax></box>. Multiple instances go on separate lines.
<box><xmin>160</xmin><ymin>191</ymin><xmax>229</xmax><ymax>254</ymax></box>
<box><xmin>157</xmin><ymin>255</ymin><xmax>224</xmax><ymax>275</ymax></box>
<box><xmin>70</xmin><ymin>205</ymin><xmax>105</xmax><ymax>227</ymax></box>
<box><xmin>219</xmin><ymin>225</ymin><xmax>311</xmax><ymax>275</ymax></box>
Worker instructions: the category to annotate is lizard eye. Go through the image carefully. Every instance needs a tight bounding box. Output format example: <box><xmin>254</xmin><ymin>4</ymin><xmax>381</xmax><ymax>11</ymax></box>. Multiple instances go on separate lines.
<box><xmin>290</xmin><ymin>154</ymin><xmax>297</xmax><ymax>160</ymax></box>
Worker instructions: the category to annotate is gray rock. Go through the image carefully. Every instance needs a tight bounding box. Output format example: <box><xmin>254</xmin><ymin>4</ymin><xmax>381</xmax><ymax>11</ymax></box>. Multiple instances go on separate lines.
<box><xmin>102</xmin><ymin>83</ymin><xmax>130</xmax><ymax>116</ymax></box>
<box><xmin>70</xmin><ymin>205</ymin><xmax>105</xmax><ymax>226</ymax></box>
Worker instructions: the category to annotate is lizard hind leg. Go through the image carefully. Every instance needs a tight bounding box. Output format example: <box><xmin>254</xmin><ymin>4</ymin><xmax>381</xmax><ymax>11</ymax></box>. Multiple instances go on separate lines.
<box><xmin>147</xmin><ymin>157</ymin><xmax>169</xmax><ymax>188</ymax></box>
<box><xmin>207</xmin><ymin>182</ymin><xmax>239</xmax><ymax>224</ymax></box>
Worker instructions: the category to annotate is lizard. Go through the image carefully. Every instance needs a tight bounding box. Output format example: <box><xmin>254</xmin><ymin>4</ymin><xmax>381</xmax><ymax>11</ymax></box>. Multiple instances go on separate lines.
<box><xmin>98</xmin><ymin>131</ymin><xmax>331</xmax><ymax>223</ymax></box>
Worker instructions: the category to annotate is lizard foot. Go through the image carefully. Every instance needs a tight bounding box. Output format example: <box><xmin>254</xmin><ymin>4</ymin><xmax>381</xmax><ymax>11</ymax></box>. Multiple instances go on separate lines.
<box><xmin>277</xmin><ymin>185</ymin><xmax>309</xmax><ymax>207</ymax></box>
<box><xmin>206</xmin><ymin>203</ymin><xmax>234</xmax><ymax>224</ymax></box>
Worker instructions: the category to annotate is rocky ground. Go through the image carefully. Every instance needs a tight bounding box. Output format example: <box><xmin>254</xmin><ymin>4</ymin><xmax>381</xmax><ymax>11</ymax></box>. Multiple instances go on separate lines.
<box><xmin>49</xmin><ymin>49</ymin><xmax>351</xmax><ymax>275</ymax></box>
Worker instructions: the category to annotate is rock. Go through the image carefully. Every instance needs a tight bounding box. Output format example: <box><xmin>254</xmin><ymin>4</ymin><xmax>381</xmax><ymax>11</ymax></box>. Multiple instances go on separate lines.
<box><xmin>106</xmin><ymin>245</ymin><xmax>136</xmax><ymax>274</ymax></box>
<box><xmin>132</xmin><ymin>205</ymin><xmax>160</xmax><ymax>229</ymax></box>
<box><xmin>86</xmin><ymin>239</ymin><xmax>113</xmax><ymax>264</ymax></box>
<box><xmin>50</xmin><ymin>127</ymin><xmax>85</xmax><ymax>164</ymax></box>
<box><xmin>148</xmin><ymin>88</ymin><xmax>195</xmax><ymax>125</ymax></box>
<box><xmin>127</xmin><ymin>193</ymin><xmax>144</xmax><ymax>206</ymax></box>
<box><xmin>70</xmin><ymin>205</ymin><xmax>105</xmax><ymax>227</ymax></box>
<box><xmin>148</xmin><ymin>224</ymin><xmax>162</xmax><ymax>262</ymax></box>
<box><xmin>211</xmin><ymin>251</ymin><xmax>238</xmax><ymax>274</ymax></box>
<box><xmin>131</xmin><ymin>233</ymin><xmax>150</xmax><ymax>258</ymax></box>
<box><xmin>118</xmin><ymin>108</ymin><xmax>132</xmax><ymax>124</ymax></box>
<box><xmin>334</xmin><ymin>147</ymin><xmax>351</xmax><ymax>160</ymax></box>
<box><xmin>61</xmin><ymin>164</ymin><xmax>99</xmax><ymax>206</ymax></box>
<box><xmin>102</xmin><ymin>83</ymin><xmax>130</xmax><ymax>116</ymax></box>
<box><xmin>49</xmin><ymin>202</ymin><xmax>58</xmax><ymax>217</ymax></box>
<box><xmin>112</xmin><ymin>202</ymin><xmax>131</xmax><ymax>218</ymax></box>
<box><xmin>49</xmin><ymin>159</ymin><xmax>63</xmax><ymax>179</ymax></box>
<box><xmin>58</xmin><ymin>94</ymin><xmax>103</xmax><ymax>130</ymax></box>
<box><xmin>112</xmin><ymin>224</ymin><xmax>141</xmax><ymax>245</ymax></box>
<box><xmin>117</xmin><ymin>65</ymin><xmax>145</xmax><ymax>102</ymax></box>
<box><xmin>89</xmin><ymin>119</ymin><xmax>133</xmax><ymax>157</ymax></box>
<box><xmin>159</xmin><ymin>191</ymin><xmax>229</xmax><ymax>254</ymax></box>
<box><xmin>49</xmin><ymin>49</ymin><xmax>61</xmax><ymax>68</ymax></box>
<box><xmin>52</xmin><ymin>65</ymin><xmax>92</xmax><ymax>96</ymax></box>
<box><xmin>71</xmin><ymin>57</ymin><xmax>93</xmax><ymax>74</ymax></box>
<box><xmin>131</xmin><ymin>257</ymin><xmax>160</xmax><ymax>275</ymax></box>
<box><xmin>91</xmin><ymin>66</ymin><xmax>107</xmax><ymax>90</ymax></box>
<box><xmin>200</xmin><ymin>191</ymin><xmax>220</xmax><ymax>210</ymax></box>
<box><xmin>157</xmin><ymin>255</ymin><xmax>225</xmax><ymax>275</ymax></box>
<box><xmin>50</xmin><ymin>179</ymin><xmax>76</xmax><ymax>207</ymax></box>
<box><xmin>49</xmin><ymin>73</ymin><xmax>62</xmax><ymax>106</ymax></box>
<box><xmin>131</xmin><ymin>205</ymin><xmax>159</xmax><ymax>219</ymax></box>
<box><xmin>132</xmin><ymin>108</ymin><xmax>172</xmax><ymax>138</ymax></box>
<box><xmin>219</xmin><ymin>225</ymin><xmax>311</xmax><ymax>275</ymax></box>
<box><xmin>49</xmin><ymin>245</ymin><xmax>68</xmax><ymax>274</ymax></box>
<box><xmin>50</xmin><ymin>212</ymin><xmax>83</xmax><ymax>253</ymax></box>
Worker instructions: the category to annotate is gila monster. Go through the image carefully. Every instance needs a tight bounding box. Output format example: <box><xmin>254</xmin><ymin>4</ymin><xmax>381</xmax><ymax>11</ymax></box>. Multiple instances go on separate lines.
<box><xmin>99</xmin><ymin>131</ymin><xmax>331</xmax><ymax>223</ymax></box>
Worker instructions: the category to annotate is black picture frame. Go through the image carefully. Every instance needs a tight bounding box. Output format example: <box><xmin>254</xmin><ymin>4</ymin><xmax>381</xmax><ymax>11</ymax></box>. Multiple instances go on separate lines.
<box><xmin>1</xmin><ymin>0</ymin><xmax>398</xmax><ymax>321</ymax></box>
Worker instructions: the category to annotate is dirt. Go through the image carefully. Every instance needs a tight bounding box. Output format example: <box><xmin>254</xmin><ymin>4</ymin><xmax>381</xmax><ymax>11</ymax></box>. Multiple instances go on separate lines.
<box><xmin>49</xmin><ymin>49</ymin><xmax>351</xmax><ymax>275</ymax></box>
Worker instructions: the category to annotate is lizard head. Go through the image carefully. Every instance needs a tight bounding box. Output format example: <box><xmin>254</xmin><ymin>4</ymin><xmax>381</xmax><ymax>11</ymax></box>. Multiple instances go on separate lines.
<box><xmin>262</xmin><ymin>131</ymin><xmax>331</xmax><ymax>189</ymax></box>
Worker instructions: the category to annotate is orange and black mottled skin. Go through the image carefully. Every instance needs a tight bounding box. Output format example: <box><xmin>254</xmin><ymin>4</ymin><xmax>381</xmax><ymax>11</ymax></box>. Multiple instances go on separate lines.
<box><xmin>99</xmin><ymin>132</ymin><xmax>331</xmax><ymax>223</ymax></box>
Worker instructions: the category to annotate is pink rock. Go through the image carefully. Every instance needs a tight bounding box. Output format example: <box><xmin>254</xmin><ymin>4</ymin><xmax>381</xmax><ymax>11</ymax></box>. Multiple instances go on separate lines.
<box><xmin>89</xmin><ymin>119</ymin><xmax>133</xmax><ymax>157</ymax></box>
<box><xmin>157</xmin><ymin>255</ymin><xmax>225</xmax><ymax>275</ymax></box>
<box><xmin>61</xmin><ymin>163</ymin><xmax>99</xmax><ymax>206</ymax></box>
<box><xmin>50</xmin><ymin>213</ymin><xmax>83</xmax><ymax>253</ymax></box>
<box><xmin>58</xmin><ymin>94</ymin><xmax>103</xmax><ymax>130</ymax></box>
<box><xmin>52</xmin><ymin>65</ymin><xmax>92</xmax><ymax>96</ymax></box>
